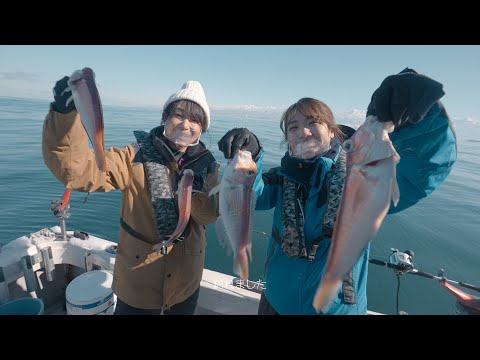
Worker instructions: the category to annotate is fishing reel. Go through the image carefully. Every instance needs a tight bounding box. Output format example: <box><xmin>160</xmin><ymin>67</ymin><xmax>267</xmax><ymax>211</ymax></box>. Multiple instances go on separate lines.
<box><xmin>50</xmin><ymin>188</ymin><xmax>72</xmax><ymax>220</ymax></box>
<box><xmin>50</xmin><ymin>199</ymin><xmax>71</xmax><ymax>219</ymax></box>
<box><xmin>389</xmin><ymin>248</ymin><xmax>414</xmax><ymax>275</ymax></box>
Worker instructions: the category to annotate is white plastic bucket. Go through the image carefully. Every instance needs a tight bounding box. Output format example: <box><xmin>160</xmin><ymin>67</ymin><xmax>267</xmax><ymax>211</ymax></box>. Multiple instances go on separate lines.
<box><xmin>66</xmin><ymin>270</ymin><xmax>116</xmax><ymax>315</ymax></box>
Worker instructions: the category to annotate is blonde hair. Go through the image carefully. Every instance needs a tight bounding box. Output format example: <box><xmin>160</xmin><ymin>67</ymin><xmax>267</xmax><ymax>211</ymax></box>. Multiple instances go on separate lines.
<box><xmin>280</xmin><ymin>97</ymin><xmax>345</xmax><ymax>145</ymax></box>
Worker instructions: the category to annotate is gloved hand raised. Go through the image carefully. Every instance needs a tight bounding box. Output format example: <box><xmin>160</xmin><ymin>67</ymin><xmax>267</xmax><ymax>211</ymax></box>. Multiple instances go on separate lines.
<box><xmin>367</xmin><ymin>67</ymin><xmax>445</xmax><ymax>128</ymax></box>
<box><xmin>218</xmin><ymin>128</ymin><xmax>262</xmax><ymax>161</ymax></box>
<box><xmin>50</xmin><ymin>76</ymin><xmax>76</xmax><ymax>114</ymax></box>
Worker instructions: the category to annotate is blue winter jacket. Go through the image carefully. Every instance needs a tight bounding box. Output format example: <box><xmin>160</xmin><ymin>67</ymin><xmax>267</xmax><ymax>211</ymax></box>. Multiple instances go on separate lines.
<box><xmin>251</xmin><ymin>102</ymin><xmax>457</xmax><ymax>315</ymax></box>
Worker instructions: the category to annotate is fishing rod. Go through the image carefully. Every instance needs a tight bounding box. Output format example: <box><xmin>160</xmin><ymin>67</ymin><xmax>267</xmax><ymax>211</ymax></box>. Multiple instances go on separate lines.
<box><xmin>253</xmin><ymin>230</ymin><xmax>270</xmax><ymax>237</ymax></box>
<box><xmin>50</xmin><ymin>187</ymin><xmax>72</xmax><ymax>242</ymax></box>
<box><xmin>369</xmin><ymin>248</ymin><xmax>480</xmax><ymax>315</ymax></box>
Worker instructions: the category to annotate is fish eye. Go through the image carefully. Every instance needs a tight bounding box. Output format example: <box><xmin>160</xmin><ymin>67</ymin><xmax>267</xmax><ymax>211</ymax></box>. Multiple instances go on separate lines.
<box><xmin>343</xmin><ymin>139</ymin><xmax>353</xmax><ymax>152</ymax></box>
<box><xmin>247</xmin><ymin>170</ymin><xmax>255</xmax><ymax>176</ymax></box>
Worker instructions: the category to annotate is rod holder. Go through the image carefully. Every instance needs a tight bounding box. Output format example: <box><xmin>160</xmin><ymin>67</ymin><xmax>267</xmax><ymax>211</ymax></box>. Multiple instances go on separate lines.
<box><xmin>20</xmin><ymin>255</ymin><xmax>37</xmax><ymax>294</ymax></box>
<box><xmin>41</xmin><ymin>247</ymin><xmax>56</xmax><ymax>282</ymax></box>
<box><xmin>84</xmin><ymin>252</ymin><xmax>94</xmax><ymax>272</ymax></box>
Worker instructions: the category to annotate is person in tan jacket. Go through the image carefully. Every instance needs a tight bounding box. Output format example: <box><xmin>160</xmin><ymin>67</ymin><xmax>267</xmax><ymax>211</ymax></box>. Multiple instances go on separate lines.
<box><xmin>43</xmin><ymin>76</ymin><xmax>221</xmax><ymax>315</ymax></box>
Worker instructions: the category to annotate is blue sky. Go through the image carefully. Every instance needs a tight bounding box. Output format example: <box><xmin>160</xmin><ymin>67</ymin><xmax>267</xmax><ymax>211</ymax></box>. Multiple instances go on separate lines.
<box><xmin>1</xmin><ymin>45</ymin><xmax>479</xmax><ymax>120</ymax></box>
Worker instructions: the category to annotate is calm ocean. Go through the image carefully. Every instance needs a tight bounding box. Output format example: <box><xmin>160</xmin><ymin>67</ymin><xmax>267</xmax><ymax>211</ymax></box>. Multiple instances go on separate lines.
<box><xmin>1</xmin><ymin>96</ymin><xmax>479</xmax><ymax>315</ymax></box>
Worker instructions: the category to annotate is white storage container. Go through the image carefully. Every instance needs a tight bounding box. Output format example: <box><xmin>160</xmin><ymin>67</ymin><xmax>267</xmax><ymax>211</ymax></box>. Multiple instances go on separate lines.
<box><xmin>66</xmin><ymin>270</ymin><xmax>116</xmax><ymax>315</ymax></box>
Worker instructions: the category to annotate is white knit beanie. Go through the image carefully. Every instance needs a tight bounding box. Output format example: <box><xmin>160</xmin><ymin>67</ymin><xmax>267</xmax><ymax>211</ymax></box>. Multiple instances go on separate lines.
<box><xmin>162</xmin><ymin>80</ymin><xmax>210</xmax><ymax>132</ymax></box>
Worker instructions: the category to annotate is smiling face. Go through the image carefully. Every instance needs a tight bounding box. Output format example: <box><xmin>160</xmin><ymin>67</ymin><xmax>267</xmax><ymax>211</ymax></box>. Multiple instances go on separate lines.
<box><xmin>286</xmin><ymin>112</ymin><xmax>334</xmax><ymax>159</ymax></box>
<box><xmin>280</xmin><ymin>98</ymin><xmax>341</xmax><ymax>159</ymax></box>
<box><xmin>162</xmin><ymin>100</ymin><xmax>205</xmax><ymax>151</ymax></box>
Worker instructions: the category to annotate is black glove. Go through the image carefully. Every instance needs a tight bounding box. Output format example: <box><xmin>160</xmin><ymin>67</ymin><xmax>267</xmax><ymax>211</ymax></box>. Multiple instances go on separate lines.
<box><xmin>367</xmin><ymin>67</ymin><xmax>445</xmax><ymax>128</ymax></box>
<box><xmin>218</xmin><ymin>128</ymin><xmax>262</xmax><ymax>161</ymax></box>
<box><xmin>192</xmin><ymin>173</ymin><xmax>204</xmax><ymax>191</ymax></box>
<box><xmin>50</xmin><ymin>76</ymin><xmax>76</xmax><ymax>114</ymax></box>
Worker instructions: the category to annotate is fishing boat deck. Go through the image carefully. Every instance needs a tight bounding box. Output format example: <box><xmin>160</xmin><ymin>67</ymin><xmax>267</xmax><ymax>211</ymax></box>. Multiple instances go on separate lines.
<box><xmin>0</xmin><ymin>227</ymin><xmax>382</xmax><ymax>315</ymax></box>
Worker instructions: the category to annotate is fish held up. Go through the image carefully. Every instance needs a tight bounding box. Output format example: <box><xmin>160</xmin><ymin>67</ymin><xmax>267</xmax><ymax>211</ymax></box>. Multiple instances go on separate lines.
<box><xmin>152</xmin><ymin>169</ymin><xmax>195</xmax><ymax>254</ymax></box>
<box><xmin>313</xmin><ymin>115</ymin><xmax>400</xmax><ymax>313</ymax></box>
<box><xmin>210</xmin><ymin>150</ymin><xmax>258</xmax><ymax>280</ymax></box>
<box><xmin>68</xmin><ymin>67</ymin><xmax>106</xmax><ymax>172</ymax></box>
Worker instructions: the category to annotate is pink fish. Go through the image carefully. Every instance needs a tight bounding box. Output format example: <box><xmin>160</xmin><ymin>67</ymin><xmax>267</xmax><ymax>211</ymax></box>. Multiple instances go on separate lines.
<box><xmin>152</xmin><ymin>169</ymin><xmax>194</xmax><ymax>253</ymax></box>
<box><xmin>313</xmin><ymin>115</ymin><xmax>400</xmax><ymax>313</ymax></box>
<box><xmin>211</xmin><ymin>150</ymin><xmax>257</xmax><ymax>280</ymax></box>
<box><xmin>68</xmin><ymin>67</ymin><xmax>106</xmax><ymax>172</ymax></box>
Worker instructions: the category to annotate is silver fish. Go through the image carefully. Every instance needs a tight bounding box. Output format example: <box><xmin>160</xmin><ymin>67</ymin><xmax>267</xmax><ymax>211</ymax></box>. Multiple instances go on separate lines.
<box><xmin>68</xmin><ymin>67</ymin><xmax>106</xmax><ymax>172</ymax></box>
<box><xmin>211</xmin><ymin>150</ymin><xmax>257</xmax><ymax>280</ymax></box>
<box><xmin>313</xmin><ymin>115</ymin><xmax>400</xmax><ymax>313</ymax></box>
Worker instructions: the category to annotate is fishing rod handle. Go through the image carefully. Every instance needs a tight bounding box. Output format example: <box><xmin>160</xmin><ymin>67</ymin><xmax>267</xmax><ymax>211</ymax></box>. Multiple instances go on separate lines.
<box><xmin>458</xmin><ymin>281</ymin><xmax>480</xmax><ymax>293</ymax></box>
<box><xmin>369</xmin><ymin>258</ymin><xmax>387</xmax><ymax>266</ymax></box>
<box><xmin>370</xmin><ymin>258</ymin><xmax>480</xmax><ymax>292</ymax></box>
<box><xmin>369</xmin><ymin>258</ymin><xmax>405</xmax><ymax>272</ymax></box>
<box><xmin>411</xmin><ymin>270</ymin><xmax>436</xmax><ymax>279</ymax></box>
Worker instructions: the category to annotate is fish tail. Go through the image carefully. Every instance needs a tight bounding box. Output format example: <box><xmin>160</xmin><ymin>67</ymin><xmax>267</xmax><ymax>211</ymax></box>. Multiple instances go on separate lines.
<box><xmin>234</xmin><ymin>249</ymin><xmax>249</xmax><ymax>280</ymax></box>
<box><xmin>246</xmin><ymin>241</ymin><xmax>253</xmax><ymax>262</ymax></box>
<box><xmin>391</xmin><ymin>166</ymin><xmax>400</xmax><ymax>207</ymax></box>
<box><xmin>95</xmin><ymin>153</ymin><xmax>107</xmax><ymax>172</ymax></box>
<box><xmin>312</xmin><ymin>277</ymin><xmax>342</xmax><ymax>314</ymax></box>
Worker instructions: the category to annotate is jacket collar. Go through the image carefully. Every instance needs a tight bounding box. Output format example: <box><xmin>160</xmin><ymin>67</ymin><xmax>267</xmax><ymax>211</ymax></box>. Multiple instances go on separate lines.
<box><xmin>150</xmin><ymin>126</ymin><xmax>210</xmax><ymax>166</ymax></box>
<box><xmin>280</xmin><ymin>138</ymin><xmax>342</xmax><ymax>184</ymax></box>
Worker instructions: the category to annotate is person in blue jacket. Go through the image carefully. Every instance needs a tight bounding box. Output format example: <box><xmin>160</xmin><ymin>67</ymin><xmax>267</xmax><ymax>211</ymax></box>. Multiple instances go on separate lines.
<box><xmin>217</xmin><ymin>68</ymin><xmax>457</xmax><ymax>315</ymax></box>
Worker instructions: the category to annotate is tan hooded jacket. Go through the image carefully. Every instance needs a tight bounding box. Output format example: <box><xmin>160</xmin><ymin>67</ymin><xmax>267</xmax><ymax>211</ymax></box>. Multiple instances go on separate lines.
<box><xmin>42</xmin><ymin>110</ymin><xmax>220</xmax><ymax>310</ymax></box>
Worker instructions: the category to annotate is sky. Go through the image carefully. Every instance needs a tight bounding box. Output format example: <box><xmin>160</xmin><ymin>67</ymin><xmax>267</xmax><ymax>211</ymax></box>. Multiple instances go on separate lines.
<box><xmin>0</xmin><ymin>45</ymin><xmax>479</xmax><ymax>121</ymax></box>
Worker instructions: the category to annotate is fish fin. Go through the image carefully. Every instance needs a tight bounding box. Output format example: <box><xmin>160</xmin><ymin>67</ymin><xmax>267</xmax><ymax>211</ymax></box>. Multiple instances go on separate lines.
<box><xmin>214</xmin><ymin>215</ymin><xmax>233</xmax><ymax>256</ymax></box>
<box><xmin>391</xmin><ymin>166</ymin><xmax>400</xmax><ymax>207</ymax></box>
<box><xmin>234</xmin><ymin>249</ymin><xmax>249</xmax><ymax>280</ymax></box>
<box><xmin>246</xmin><ymin>242</ymin><xmax>253</xmax><ymax>263</ymax></box>
<box><xmin>96</xmin><ymin>156</ymin><xmax>107</xmax><ymax>172</ymax></box>
<box><xmin>246</xmin><ymin>191</ymin><xmax>257</xmax><ymax>263</ymax></box>
<box><xmin>208</xmin><ymin>184</ymin><xmax>221</xmax><ymax>197</ymax></box>
<box><xmin>312</xmin><ymin>278</ymin><xmax>342</xmax><ymax>314</ymax></box>
<box><xmin>65</xmin><ymin>92</ymin><xmax>74</xmax><ymax>108</ymax></box>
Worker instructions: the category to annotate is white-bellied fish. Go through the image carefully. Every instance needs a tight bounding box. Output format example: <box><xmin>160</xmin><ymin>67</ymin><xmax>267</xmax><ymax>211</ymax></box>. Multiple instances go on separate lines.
<box><xmin>152</xmin><ymin>169</ymin><xmax>194</xmax><ymax>253</ymax></box>
<box><xmin>210</xmin><ymin>150</ymin><xmax>257</xmax><ymax>280</ymax></box>
<box><xmin>313</xmin><ymin>115</ymin><xmax>400</xmax><ymax>313</ymax></box>
<box><xmin>68</xmin><ymin>67</ymin><xmax>106</xmax><ymax>172</ymax></box>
